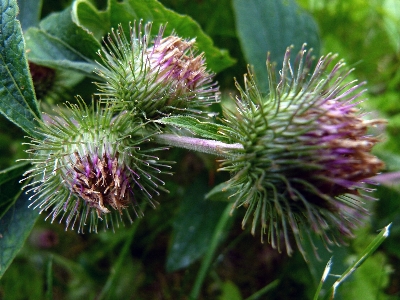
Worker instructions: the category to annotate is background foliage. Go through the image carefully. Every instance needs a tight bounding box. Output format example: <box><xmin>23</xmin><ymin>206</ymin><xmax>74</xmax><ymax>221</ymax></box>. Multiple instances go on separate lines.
<box><xmin>0</xmin><ymin>0</ymin><xmax>399</xmax><ymax>299</ymax></box>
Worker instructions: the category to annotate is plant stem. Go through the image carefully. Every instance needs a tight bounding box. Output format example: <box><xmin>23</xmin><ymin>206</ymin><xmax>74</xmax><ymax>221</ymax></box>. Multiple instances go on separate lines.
<box><xmin>324</xmin><ymin>223</ymin><xmax>391</xmax><ymax>300</ymax></box>
<box><xmin>189</xmin><ymin>203</ymin><xmax>232</xmax><ymax>299</ymax></box>
<box><xmin>245</xmin><ymin>279</ymin><xmax>280</xmax><ymax>300</ymax></box>
<box><xmin>46</xmin><ymin>256</ymin><xmax>54</xmax><ymax>300</ymax></box>
<box><xmin>153</xmin><ymin>133</ymin><xmax>243</xmax><ymax>157</ymax></box>
<box><xmin>97</xmin><ymin>219</ymin><xmax>141</xmax><ymax>300</ymax></box>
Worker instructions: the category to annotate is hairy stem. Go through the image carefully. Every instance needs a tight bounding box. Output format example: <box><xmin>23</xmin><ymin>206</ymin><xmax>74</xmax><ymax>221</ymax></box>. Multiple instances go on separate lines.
<box><xmin>154</xmin><ymin>133</ymin><xmax>243</xmax><ymax>157</ymax></box>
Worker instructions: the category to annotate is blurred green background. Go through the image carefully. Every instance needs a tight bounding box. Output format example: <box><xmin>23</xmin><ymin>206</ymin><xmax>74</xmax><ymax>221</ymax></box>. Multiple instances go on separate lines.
<box><xmin>0</xmin><ymin>0</ymin><xmax>399</xmax><ymax>299</ymax></box>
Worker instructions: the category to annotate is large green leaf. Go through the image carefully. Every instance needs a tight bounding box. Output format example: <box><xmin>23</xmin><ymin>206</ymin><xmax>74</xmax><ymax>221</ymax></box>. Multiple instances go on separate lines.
<box><xmin>39</xmin><ymin>7</ymin><xmax>100</xmax><ymax>62</ymax></box>
<box><xmin>0</xmin><ymin>162</ymin><xmax>29</xmax><ymax>185</ymax></box>
<box><xmin>0</xmin><ymin>191</ymin><xmax>39</xmax><ymax>279</ymax></box>
<box><xmin>24</xmin><ymin>6</ymin><xmax>100</xmax><ymax>77</ymax></box>
<box><xmin>71</xmin><ymin>0</ymin><xmax>111</xmax><ymax>40</ymax></box>
<box><xmin>0</xmin><ymin>0</ymin><xmax>41</xmax><ymax>137</ymax></box>
<box><xmin>0</xmin><ymin>162</ymin><xmax>30</xmax><ymax>219</ymax></box>
<box><xmin>166</xmin><ymin>176</ymin><xmax>232</xmax><ymax>272</ymax></box>
<box><xmin>72</xmin><ymin>0</ymin><xmax>236</xmax><ymax>73</ymax></box>
<box><xmin>232</xmin><ymin>0</ymin><xmax>320</xmax><ymax>92</ymax></box>
<box><xmin>159</xmin><ymin>0</ymin><xmax>237</xmax><ymax>38</ymax></box>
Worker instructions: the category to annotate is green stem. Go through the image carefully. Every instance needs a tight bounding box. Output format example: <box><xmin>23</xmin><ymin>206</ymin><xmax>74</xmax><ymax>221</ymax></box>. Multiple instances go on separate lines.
<box><xmin>245</xmin><ymin>279</ymin><xmax>280</xmax><ymax>300</ymax></box>
<box><xmin>46</xmin><ymin>255</ymin><xmax>53</xmax><ymax>300</ymax></box>
<box><xmin>313</xmin><ymin>258</ymin><xmax>332</xmax><ymax>300</ymax></box>
<box><xmin>323</xmin><ymin>223</ymin><xmax>391</xmax><ymax>300</ymax></box>
<box><xmin>97</xmin><ymin>219</ymin><xmax>141</xmax><ymax>300</ymax></box>
<box><xmin>154</xmin><ymin>133</ymin><xmax>243</xmax><ymax>157</ymax></box>
<box><xmin>189</xmin><ymin>203</ymin><xmax>232</xmax><ymax>299</ymax></box>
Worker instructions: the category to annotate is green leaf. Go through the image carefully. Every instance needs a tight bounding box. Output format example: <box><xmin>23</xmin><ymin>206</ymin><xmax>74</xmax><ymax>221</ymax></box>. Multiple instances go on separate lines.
<box><xmin>39</xmin><ymin>7</ymin><xmax>100</xmax><ymax>61</ymax></box>
<box><xmin>156</xmin><ymin>116</ymin><xmax>231</xmax><ymax>143</ymax></box>
<box><xmin>0</xmin><ymin>162</ymin><xmax>30</xmax><ymax>219</ymax></box>
<box><xmin>0</xmin><ymin>192</ymin><xmax>39</xmax><ymax>279</ymax></box>
<box><xmin>0</xmin><ymin>0</ymin><xmax>41</xmax><ymax>137</ymax></box>
<box><xmin>232</xmin><ymin>0</ymin><xmax>320</xmax><ymax>92</ymax></box>
<box><xmin>159</xmin><ymin>0</ymin><xmax>237</xmax><ymax>38</ymax></box>
<box><xmin>17</xmin><ymin>0</ymin><xmax>43</xmax><ymax>30</ymax></box>
<box><xmin>73</xmin><ymin>0</ymin><xmax>235</xmax><ymax>73</ymax></box>
<box><xmin>72</xmin><ymin>0</ymin><xmax>111</xmax><ymax>40</ymax></box>
<box><xmin>219</xmin><ymin>280</ymin><xmax>242</xmax><ymax>300</ymax></box>
<box><xmin>166</xmin><ymin>177</ymin><xmax>232</xmax><ymax>272</ymax></box>
<box><xmin>323</xmin><ymin>224</ymin><xmax>391</xmax><ymax>300</ymax></box>
<box><xmin>338</xmin><ymin>252</ymin><xmax>390</xmax><ymax>300</ymax></box>
<box><xmin>0</xmin><ymin>162</ymin><xmax>29</xmax><ymax>185</ymax></box>
<box><xmin>25</xmin><ymin>28</ymin><xmax>98</xmax><ymax>77</ymax></box>
<box><xmin>24</xmin><ymin>6</ymin><xmax>101</xmax><ymax>77</ymax></box>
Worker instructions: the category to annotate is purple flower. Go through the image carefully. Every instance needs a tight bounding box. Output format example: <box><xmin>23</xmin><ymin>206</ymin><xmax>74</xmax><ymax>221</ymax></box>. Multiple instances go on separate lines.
<box><xmin>219</xmin><ymin>45</ymin><xmax>386</xmax><ymax>259</ymax></box>
<box><xmin>95</xmin><ymin>22</ymin><xmax>219</xmax><ymax>120</ymax></box>
<box><xmin>21</xmin><ymin>100</ymin><xmax>172</xmax><ymax>233</ymax></box>
<box><xmin>147</xmin><ymin>35</ymin><xmax>214</xmax><ymax>99</ymax></box>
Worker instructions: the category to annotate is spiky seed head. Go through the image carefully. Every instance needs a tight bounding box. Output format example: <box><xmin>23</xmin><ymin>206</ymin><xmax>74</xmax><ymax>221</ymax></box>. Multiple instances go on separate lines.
<box><xmin>21</xmin><ymin>100</ymin><xmax>172</xmax><ymax>233</ymax></box>
<box><xmin>95</xmin><ymin>21</ymin><xmax>219</xmax><ymax>120</ymax></box>
<box><xmin>219</xmin><ymin>45</ymin><xmax>385</xmax><ymax>259</ymax></box>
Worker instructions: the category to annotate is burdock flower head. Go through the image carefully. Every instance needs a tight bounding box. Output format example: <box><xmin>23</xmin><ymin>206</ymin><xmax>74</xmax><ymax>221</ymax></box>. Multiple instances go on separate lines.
<box><xmin>219</xmin><ymin>45</ymin><xmax>385</xmax><ymax>258</ymax></box>
<box><xmin>21</xmin><ymin>100</ymin><xmax>171</xmax><ymax>233</ymax></box>
<box><xmin>95</xmin><ymin>21</ymin><xmax>219</xmax><ymax>120</ymax></box>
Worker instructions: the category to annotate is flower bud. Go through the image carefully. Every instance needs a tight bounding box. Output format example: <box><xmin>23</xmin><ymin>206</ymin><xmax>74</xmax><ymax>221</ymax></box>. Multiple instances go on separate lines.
<box><xmin>21</xmin><ymin>100</ymin><xmax>171</xmax><ymax>232</ymax></box>
<box><xmin>219</xmin><ymin>45</ymin><xmax>386</xmax><ymax>258</ymax></box>
<box><xmin>95</xmin><ymin>21</ymin><xmax>219</xmax><ymax>120</ymax></box>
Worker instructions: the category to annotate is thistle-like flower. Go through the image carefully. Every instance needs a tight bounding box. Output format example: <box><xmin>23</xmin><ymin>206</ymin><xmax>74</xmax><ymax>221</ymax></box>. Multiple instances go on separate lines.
<box><xmin>219</xmin><ymin>45</ymin><xmax>385</xmax><ymax>258</ymax></box>
<box><xmin>95</xmin><ymin>21</ymin><xmax>219</xmax><ymax>120</ymax></box>
<box><xmin>21</xmin><ymin>100</ymin><xmax>172</xmax><ymax>233</ymax></box>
